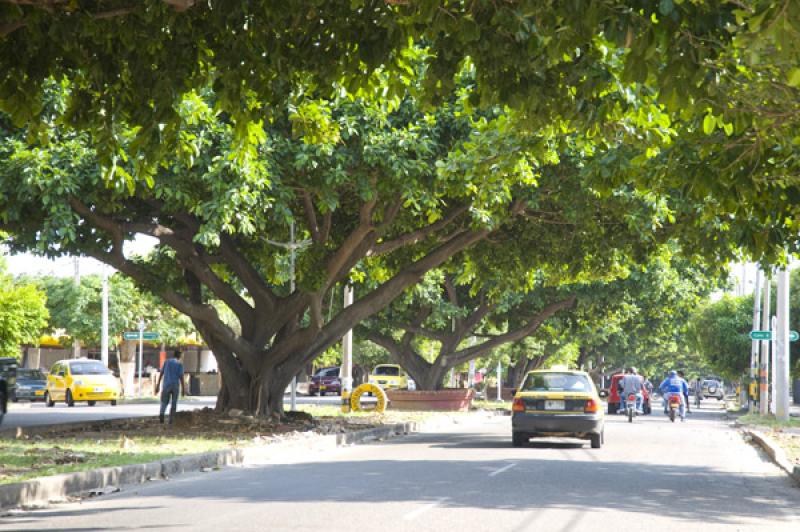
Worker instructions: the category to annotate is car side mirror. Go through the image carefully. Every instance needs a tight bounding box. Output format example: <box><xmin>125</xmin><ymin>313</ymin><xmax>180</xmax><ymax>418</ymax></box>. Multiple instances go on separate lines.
<box><xmin>598</xmin><ymin>389</ymin><xmax>609</xmax><ymax>398</ymax></box>
<box><xmin>510</xmin><ymin>389</ymin><xmax>517</xmax><ymax>396</ymax></box>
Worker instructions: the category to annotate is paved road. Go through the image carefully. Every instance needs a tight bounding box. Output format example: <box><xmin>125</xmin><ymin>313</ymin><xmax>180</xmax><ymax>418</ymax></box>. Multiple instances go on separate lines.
<box><xmin>2</xmin><ymin>401</ymin><xmax>798</xmax><ymax>531</ymax></box>
<box><xmin>1</xmin><ymin>394</ymin><xmax>343</xmax><ymax>430</ymax></box>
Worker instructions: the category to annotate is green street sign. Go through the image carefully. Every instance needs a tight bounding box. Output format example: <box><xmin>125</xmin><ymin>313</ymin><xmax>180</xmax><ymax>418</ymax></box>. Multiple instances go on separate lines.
<box><xmin>123</xmin><ymin>331</ymin><xmax>160</xmax><ymax>341</ymax></box>
<box><xmin>748</xmin><ymin>330</ymin><xmax>799</xmax><ymax>342</ymax></box>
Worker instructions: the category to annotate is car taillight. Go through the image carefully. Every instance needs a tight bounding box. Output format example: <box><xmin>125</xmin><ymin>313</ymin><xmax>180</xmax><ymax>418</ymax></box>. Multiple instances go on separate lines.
<box><xmin>512</xmin><ymin>397</ymin><xmax>525</xmax><ymax>412</ymax></box>
<box><xmin>585</xmin><ymin>399</ymin><xmax>600</xmax><ymax>413</ymax></box>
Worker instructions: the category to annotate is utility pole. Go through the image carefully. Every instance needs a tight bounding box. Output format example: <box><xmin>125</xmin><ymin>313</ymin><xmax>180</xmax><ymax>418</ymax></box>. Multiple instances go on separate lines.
<box><xmin>73</xmin><ymin>257</ymin><xmax>81</xmax><ymax>358</ymax></box>
<box><xmin>264</xmin><ymin>221</ymin><xmax>311</xmax><ymax>411</ymax></box>
<box><xmin>750</xmin><ymin>269</ymin><xmax>762</xmax><ymax>413</ymax></box>
<box><xmin>775</xmin><ymin>267</ymin><xmax>791</xmax><ymax>421</ymax></box>
<box><xmin>101</xmin><ymin>265</ymin><xmax>109</xmax><ymax>367</ymax></box>
<box><xmin>341</xmin><ymin>284</ymin><xmax>354</xmax><ymax>393</ymax></box>
<box><xmin>760</xmin><ymin>272</ymin><xmax>771</xmax><ymax>416</ymax></box>
<box><xmin>289</xmin><ymin>221</ymin><xmax>297</xmax><ymax>412</ymax></box>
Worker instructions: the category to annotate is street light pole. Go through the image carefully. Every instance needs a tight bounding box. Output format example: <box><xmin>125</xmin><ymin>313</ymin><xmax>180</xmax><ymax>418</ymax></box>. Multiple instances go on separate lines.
<box><xmin>101</xmin><ymin>265</ymin><xmax>109</xmax><ymax>368</ymax></box>
<box><xmin>775</xmin><ymin>267</ymin><xmax>791</xmax><ymax>421</ymax></box>
<box><xmin>73</xmin><ymin>257</ymin><xmax>81</xmax><ymax>359</ymax></box>
<box><xmin>760</xmin><ymin>273</ymin><xmax>771</xmax><ymax>416</ymax></box>
<box><xmin>138</xmin><ymin>317</ymin><xmax>145</xmax><ymax>397</ymax></box>
<box><xmin>341</xmin><ymin>284</ymin><xmax>354</xmax><ymax>394</ymax></box>
<box><xmin>750</xmin><ymin>269</ymin><xmax>762</xmax><ymax>413</ymax></box>
<box><xmin>496</xmin><ymin>361</ymin><xmax>502</xmax><ymax>402</ymax></box>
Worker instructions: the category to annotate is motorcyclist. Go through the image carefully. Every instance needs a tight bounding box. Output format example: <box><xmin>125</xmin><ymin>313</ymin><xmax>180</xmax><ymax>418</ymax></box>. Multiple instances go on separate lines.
<box><xmin>659</xmin><ymin>370</ymin><xmax>688</xmax><ymax>421</ymax></box>
<box><xmin>620</xmin><ymin>367</ymin><xmax>644</xmax><ymax>414</ymax></box>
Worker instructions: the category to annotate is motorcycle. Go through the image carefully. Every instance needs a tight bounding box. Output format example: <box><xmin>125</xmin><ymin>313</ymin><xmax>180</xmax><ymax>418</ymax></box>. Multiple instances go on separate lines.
<box><xmin>625</xmin><ymin>393</ymin><xmax>638</xmax><ymax>423</ymax></box>
<box><xmin>668</xmin><ymin>394</ymin><xmax>683</xmax><ymax>423</ymax></box>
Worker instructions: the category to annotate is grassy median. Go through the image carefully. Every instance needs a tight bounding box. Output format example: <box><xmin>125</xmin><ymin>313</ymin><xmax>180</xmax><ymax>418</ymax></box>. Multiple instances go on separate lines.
<box><xmin>0</xmin><ymin>435</ymin><xmax>233</xmax><ymax>485</ymax></box>
<box><xmin>0</xmin><ymin>406</ymin><xmax>466</xmax><ymax>485</ymax></box>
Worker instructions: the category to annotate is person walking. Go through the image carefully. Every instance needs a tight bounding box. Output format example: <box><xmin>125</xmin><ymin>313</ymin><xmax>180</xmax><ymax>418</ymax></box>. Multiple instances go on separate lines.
<box><xmin>156</xmin><ymin>350</ymin><xmax>185</xmax><ymax>424</ymax></box>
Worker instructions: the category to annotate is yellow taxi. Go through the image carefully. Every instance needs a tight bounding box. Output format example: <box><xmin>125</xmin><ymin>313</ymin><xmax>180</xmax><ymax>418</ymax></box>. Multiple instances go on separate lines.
<box><xmin>46</xmin><ymin>359</ymin><xmax>121</xmax><ymax>407</ymax></box>
<box><xmin>511</xmin><ymin>368</ymin><xmax>604</xmax><ymax>448</ymax></box>
<box><xmin>368</xmin><ymin>364</ymin><xmax>413</xmax><ymax>390</ymax></box>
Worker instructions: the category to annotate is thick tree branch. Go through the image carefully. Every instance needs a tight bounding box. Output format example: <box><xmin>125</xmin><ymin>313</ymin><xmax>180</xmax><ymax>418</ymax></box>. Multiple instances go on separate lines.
<box><xmin>370</xmin><ymin>205</ymin><xmax>469</xmax><ymax>256</ymax></box>
<box><xmin>301</xmin><ymin>189</ymin><xmax>321</xmax><ymax>244</ymax></box>
<box><xmin>323</xmin><ymin>199</ymin><xmax>380</xmax><ymax>289</ymax></box>
<box><xmin>449</xmin><ymin>296</ymin><xmax>577</xmax><ymax>366</ymax></box>
<box><xmin>296</xmin><ymin>228</ymin><xmax>490</xmax><ymax>368</ymax></box>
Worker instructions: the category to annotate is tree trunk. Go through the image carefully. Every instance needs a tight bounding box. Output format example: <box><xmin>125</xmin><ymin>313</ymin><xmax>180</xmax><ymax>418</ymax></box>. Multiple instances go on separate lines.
<box><xmin>394</xmin><ymin>350</ymin><xmax>452</xmax><ymax>391</ymax></box>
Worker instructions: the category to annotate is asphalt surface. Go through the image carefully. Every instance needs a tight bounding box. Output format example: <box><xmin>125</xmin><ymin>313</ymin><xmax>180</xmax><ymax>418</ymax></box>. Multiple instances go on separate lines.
<box><xmin>1</xmin><ymin>394</ymin><xmax>344</xmax><ymax>430</ymax></box>
<box><xmin>2</xmin><ymin>401</ymin><xmax>798</xmax><ymax>531</ymax></box>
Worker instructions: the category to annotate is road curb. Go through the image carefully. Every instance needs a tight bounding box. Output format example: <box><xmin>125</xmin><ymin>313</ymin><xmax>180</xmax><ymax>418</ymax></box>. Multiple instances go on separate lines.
<box><xmin>0</xmin><ymin>416</ymin><xmax>462</xmax><ymax>511</ymax></box>
<box><xmin>743</xmin><ymin>428</ymin><xmax>800</xmax><ymax>485</ymax></box>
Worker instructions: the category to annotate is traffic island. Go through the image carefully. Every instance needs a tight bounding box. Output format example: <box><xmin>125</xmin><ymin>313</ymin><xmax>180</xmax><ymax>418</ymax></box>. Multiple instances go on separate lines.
<box><xmin>0</xmin><ymin>407</ymin><xmax>474</xmax><ymax>511</ymax></box>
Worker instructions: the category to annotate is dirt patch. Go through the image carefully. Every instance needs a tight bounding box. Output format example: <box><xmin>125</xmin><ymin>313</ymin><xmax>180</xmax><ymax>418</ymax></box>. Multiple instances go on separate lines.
<box><xmin>10</xmin><ymin>407</ymin><xmax>388</xmax><ymax>443</ymax></box>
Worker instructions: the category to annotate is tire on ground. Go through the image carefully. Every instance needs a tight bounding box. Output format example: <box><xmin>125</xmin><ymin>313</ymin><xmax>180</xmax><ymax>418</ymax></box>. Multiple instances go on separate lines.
<box><xmin>350</xmin><ymin>383</ymin><xmax>387</xmax><ymax>413</ymax></box>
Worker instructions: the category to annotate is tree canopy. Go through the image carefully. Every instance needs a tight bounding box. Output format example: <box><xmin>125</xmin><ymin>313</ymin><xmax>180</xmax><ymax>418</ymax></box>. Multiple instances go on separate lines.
<box><xmin>4</xmin><ymin>2</ymin><xmax>800</xmax><ymax>416</ymax></box>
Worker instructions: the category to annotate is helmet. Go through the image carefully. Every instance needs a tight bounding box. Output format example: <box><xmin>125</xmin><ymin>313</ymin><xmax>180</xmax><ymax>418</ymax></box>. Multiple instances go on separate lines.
<box><xmin>630</xmin><ymin>367</ymin><xmax>638</xmax><ymax>375</ymax></box>
<box><xmin>669</xmin><ymin>370</ymin><xmax>677</xmax><ymax>377</ymax></box>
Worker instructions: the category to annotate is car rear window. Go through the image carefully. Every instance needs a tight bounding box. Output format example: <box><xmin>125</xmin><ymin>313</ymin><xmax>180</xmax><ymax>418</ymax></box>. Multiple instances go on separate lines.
<box><xmin>373</xmin><ymin>366</ymin><xmax>400</xmax><ymax>376</ymax></box>
<box><xmin>69</xmin><ymin>362</ymin><xmax>110</xmax><ymax>375</ymax></box>
<box><xmin>17</xmin><ymin>369</ymin><xmax>46</xmax><ymax>380</ymax></box>
<box><xmin>521</xmin><ymin>372</ymin><xmax>591</xmax><ymax>392</ymax></box>
<box><xmin>316</xmin><ymin>368</ymin><xmax>339</xmax><ymax>377</ymax></box>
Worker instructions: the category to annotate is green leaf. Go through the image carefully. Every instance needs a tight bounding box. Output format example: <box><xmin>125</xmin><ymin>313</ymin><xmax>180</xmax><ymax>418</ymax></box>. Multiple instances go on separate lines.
<box><xmin>787</xmin><ymin>68</ymin><xmax>800</xmax><ymax>88</ymax></box>
<box><xmin>702</xmin><ymin>114</ymin><xmax>716</xmax><ymax>135</ymax></box>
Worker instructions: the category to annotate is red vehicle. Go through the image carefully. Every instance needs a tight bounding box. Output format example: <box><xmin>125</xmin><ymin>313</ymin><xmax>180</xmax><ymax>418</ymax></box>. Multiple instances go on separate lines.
<box><xmin>308</xmin><ymin>366</ymin><xmax>341</xmax><ymax>396</ymax></box>
<box><xmin>607</xmin><ymin>373</ymin><xmax>652</xmax><ymax>415</ymax></box>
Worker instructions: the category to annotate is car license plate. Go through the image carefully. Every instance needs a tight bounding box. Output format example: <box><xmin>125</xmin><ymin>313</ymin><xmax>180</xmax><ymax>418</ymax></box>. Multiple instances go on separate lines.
<box><xmin>93</xmin><ymin>387</ymin><xmax>104</xmax><ymax>393</ymax></box>
<box><xmin>320</xmin><ymin>385</ymin><xmax>326</xmax><ymax>390</ymax></box>
<box><xmin>544</xmin><ymin>400</ymin><xmax>565</xmax><ymax>410</ymax></box>
<box><xmin>35</xmin><ymin>390</ymin><xmax>44</xmax><ymax>396</ymax></box>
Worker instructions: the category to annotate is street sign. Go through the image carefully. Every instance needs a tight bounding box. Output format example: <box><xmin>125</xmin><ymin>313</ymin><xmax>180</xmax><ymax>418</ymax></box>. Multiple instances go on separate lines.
<box><xmin>123</xmin><ymin>331</ymin><xmax>159</xmax><ymax>341</ymax></box>
<box><xmin>749</xmin><ymin>330</ymin><xmax>799</xmax><ymax>342</ymax></box>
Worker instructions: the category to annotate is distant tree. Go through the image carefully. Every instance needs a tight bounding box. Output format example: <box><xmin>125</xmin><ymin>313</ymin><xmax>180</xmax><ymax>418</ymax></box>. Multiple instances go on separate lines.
<box><xmin>31</xmin><ymin>273</ymin><xmax>195</xmax><ymax>349</ymax></box>
<box><xmin>687</xmin><ymin>295</ymin><xmax>753</xmax><ymax>381</ymax></box>
<box><xmin>0</xmin><ymin>259</ymin><xmax>48</xmax><ymax>358</ymax></box>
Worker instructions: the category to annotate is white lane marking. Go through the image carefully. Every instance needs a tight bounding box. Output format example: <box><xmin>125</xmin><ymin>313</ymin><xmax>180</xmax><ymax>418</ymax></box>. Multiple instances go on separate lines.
<box><xmin>488</xmin><ymin>462</ymin><xmax>517</xmax><ymax>477</ymax></box>
<box><xmin>403</xmin><ymin>497</ymin><xmax>449</xmax><ymax>521</ymax></box>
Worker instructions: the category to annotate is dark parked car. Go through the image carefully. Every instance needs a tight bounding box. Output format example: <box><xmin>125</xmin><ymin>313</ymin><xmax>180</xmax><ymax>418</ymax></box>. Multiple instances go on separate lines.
<box><xmin>309</xmin><ymin>367</ymin><xmax>341</xmax><ymax>396</ymax></box>
<box><xmin>12</xmin><ymin>368</ymin><xmax>47</xmax><ymax>402</ymax></box>
<box><xmin>0</xmin><ymin>357</ymin><xmax>18</xmax><ymax>425</ymax></box>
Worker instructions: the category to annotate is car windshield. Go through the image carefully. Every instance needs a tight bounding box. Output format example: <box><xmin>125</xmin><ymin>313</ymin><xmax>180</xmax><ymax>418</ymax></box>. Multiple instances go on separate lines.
<box><xmin>69</xmin><ymin>362</ymin><xmax>110</xmax><ymax>375</ymax></box>
<box><xmin>373</xmin><ymin>366</ymin><xmax>400</xmax><ymax>376</ymax></box>
<box><xmin>17</xmin><ymin>370</ymin><xmax>46</xmax><ymax>380</ymax></box>
<box><xmin>316</xmin><ymin>368</ymin><xmax>339</xmax><ymax>377</ymax></box>
<box><xmin>522</xmin><ymin>372</ymin><xmax>591</xmax><ymax>392</ymax></box>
